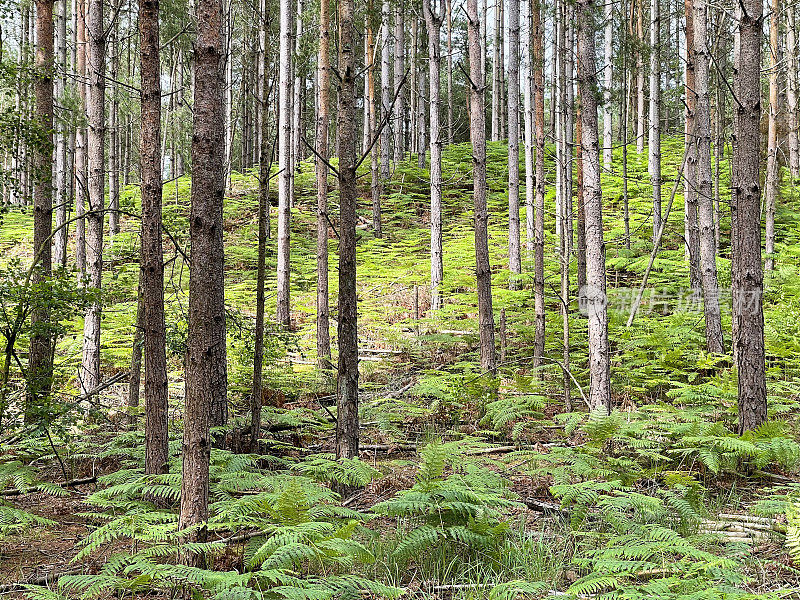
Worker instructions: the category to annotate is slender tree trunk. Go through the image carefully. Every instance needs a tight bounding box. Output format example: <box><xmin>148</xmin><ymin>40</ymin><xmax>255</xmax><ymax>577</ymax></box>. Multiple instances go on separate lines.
<box><xmin>602</xmin><ymin>0</ymin><xmax>613</xmax><ymax>170</ymax></box>
<box><xmin>393</xmin><ymin>0</ymin><xmax>405</xmax><ymax>162</ymax></box>
<box><xmin>336</xmin><ymin>0</ymin><xmax>359</xmax><ymax>460</ymax></box>
<box><xmin>252</xmin><ymin>0</ymin><xmax>271</xmax><ymax>451</ymax></box>
<box><xmin>108</xmin><ymin>10</ymin><xmax>120</xmax><ymax>240</ymax></box>
<box><xmin>491</xmin><ymin>0</ymin><xmax>501</xmax><ymax>141</ymax></box>
<box><xmin>423</xmin><ymin>0</ymin><xmax>444</xmax><ymax>312</ymax></box>
<box><xmin>532</xmin><ymin>0</ymin><xmax>545</xmax><ymax>370</ymax></box>
<box><xmin>507</xmin><ymin>0</ymin><xmax>521</xmax><ymax>288</ymax></box>
<box><xmin>446</xmin><ymin>0</ymin><xmax>453</xmax><ymax>144</ymax></box>
<box><xmin>732</xmin><ymin>0</ymin><xmax>766</xmax><ymax>433</ymax></box>
<box><xmin>53</xmin><ymin>0</ymin><xmax>68</xmax><ymax>267</ymax></box>
<box><xmin>369</xmin><ymin>7</ymin><xmax>381</xmax><ymax>251</ymax></box>
<box><xmin>75</xmin><ymin>0</ymin><xmax>86</xmax><ymax>273</ymax></box>
<box><xmin>523</xmin><ymin>0</ymin><xmax>534</xmax><ymax>256</ymax></box>
<box><xmin>764</xmin><ymin>0</ymin><xmax>778</xmax><ymax>271</ymax></box>
<box><xmin>467</xmin><ymin>0</ymin><xmax>496</xmax><ymax>374</ymax></box>
<box><xmin>788</xmin><ymin>4</ymin><xmax>799</xmax><ymax>179</ymax></box>
<box><xmin>180</xmin><ymin>0</ymin><xmax>226</xmax><ymax>558</ymax></box>
<box><xmin>316</xmin><ymin>0</ymin><xmax>331</xmax><ymax>366</ymax></box>
<box><xmin>693</xmin><ymin>0</ymin><xmax>724</xmax><ymax>354</ymax></box>
<box><xmin>648</xmin><ymin>0</ymin><xmax>661</xmax><ymax>244</ymax></box>
<box><xmin>380</xmin><ymin>0</ymin><xmax>391</xmax><ymax>180</ymax></box>
<box><xmin>684</xmin><ymin>0</ymin><xmax>702</xmax><ymax>291</ymax></box>
<box><xmin>577</xmin><ymin>0</ymin><xmax>611</xmax><ymax>413</ymax></box>
<box><xmin>80</xmin><ymin>0</ymin><xmax>105</xmax><ymax>398</ymax></box>
<box><xmin>277</xmin><ymin>0</ymin><xmax>292</xmax><ymax>328</ymax></box>
<box><xmin>635</xmin><ymin>0</ymin><xmax>645</xmax><ymax>153</ymax></box>
<box><xmin>576</xmin><ymin>92</ymin><xmax>587</xmax><ymax>290</ymax></box>
<box><xmin>139</xmin><ymin>0</ymin><xmax>169</xmax><ymax>474</ymax></box>
<box><xmin>28</xmin><ymin>0</ymin><xmax>55</xmax><ymax>417</ymax></box>
<box><xmin>292</xmin><ymin>0</ymin><xmax>303</xmax><ymax>175</ymax></box>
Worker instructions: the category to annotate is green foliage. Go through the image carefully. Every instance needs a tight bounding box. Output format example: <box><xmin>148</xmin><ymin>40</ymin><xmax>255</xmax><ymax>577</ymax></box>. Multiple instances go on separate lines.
<box><xmin>373</xmin><ymin>441</ymin><xmax>518</xmax><ymax>562</ymax></box>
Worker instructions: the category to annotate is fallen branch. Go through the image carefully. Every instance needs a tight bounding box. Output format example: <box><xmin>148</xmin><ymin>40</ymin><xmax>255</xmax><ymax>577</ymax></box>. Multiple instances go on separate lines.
<box><xmin>521</xmin><ymin>498</ymin><xmax>570</xmax><ymax>519</ymax></box>
<box><xmin>0</xmin><ymin>567</ymin><xmax>84</xmax><ymax>592</ymax></box>
<box><xmin>0</xmin><ymin>476</ymin><xmax>97</xmax><ymax>497</ymax></box>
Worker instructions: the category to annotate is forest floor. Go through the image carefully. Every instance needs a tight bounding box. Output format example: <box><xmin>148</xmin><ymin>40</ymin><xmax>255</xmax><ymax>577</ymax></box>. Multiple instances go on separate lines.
<box><xmin>2</xmin><ymin>138</ymin><xmax>800</xmax><ymax>598</ymax></box>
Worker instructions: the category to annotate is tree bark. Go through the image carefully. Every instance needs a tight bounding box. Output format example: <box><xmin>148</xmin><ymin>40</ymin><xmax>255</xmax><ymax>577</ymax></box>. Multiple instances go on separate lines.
<box><xmin>180</xmin><ymin>0</ymin><xmax>226</xmax><ymax>561</ymax></box>
<box><xmin>491</xmin><ymin>0</ymin><xmax>501</xmax><ymax>141</ymax></box>
<box><xmin>423</xmin><ymin>0</ymin><xmax>444</xmax><ymax>312</ymax></box>
<box><xmin>684</xmin><ymin>0</ymin><xmax>701</xmax><ymax>291</ymax></box>
<box><xmin>393</xmin><ymin>0</ymin><xmax>405</xmax><ymax>162</ymax></box>
<box><xmin>788</xmin><ymin>4</ymin><xmax>799</xmax><ymax>179</ymax></box>
<box><xmin>532</xmin><ymin>0</ymin><xmax>545</xmax><ymax>371</ymax></box>
<box><xmin>252</xmin><ymin>0</ymin><xmax>271</xmax><ymax>451</ymax></box>
<box><xmin>602</xmin><ymin>0</ymin><xmax>613</xmax><ymax>170</ymax></box>
<box><xmin>507</xmin><ymin>0</ymin><xmax>521</xmax><ymax>288</ymax></box>
<box><xmin>53</xmin><ymin>0</ymin><xmax>68</xmax><ymax>268</ymax></box>
<box><xmin>81</xmin><ymin>0</ymin><xmax>105</xmax><ymax>399</ymax></box>
<box><xmin>336</xmin><ymin>0</ymin><xmax>359</xmax><ymax>460</ymax></box>
<box><xmin>467</xmin><ymin>0</ymin><xmax>496</xmax><ymax>374</ymax></box>
<box><xmin>635</xmin><ymin>0</ymin><xmax>645</xmax><ymax>153</ymax></box>
<box><xmin>692</xmin><ymin>0</ymin><xmax>724</xmax><ymax>354</ymax></box>
<box><xmin>446</xmin><ymin>0</ymin><xmax>454</xmax><ymax>144</ymax></box>
<box><xmin>732</xmin><ymin>0</ymin><xmax>766</xmax><ymax>433</ymax></box>
<box><xmin>139</xmin><ymin>0</ymin><xmax>169</xmax><ymax>475</ymax></box>
<box><xmin>108</xmin><ymin>9</ymin><xmax>120</xmax><ymax>240</ymax></box>
<box><xmin>74</xmin><ymin>0</ymin><xmax>86</xmax><ymax>273</ymax></box>
<box><xmin>764</xmin><ymin>0</ymin><xmax>778</xmax><ymax>271</ymax></box>
<box><xmin>276</xmin><ymin>0</ymin><xmax>292</xmax><ymax>328</ymax></box>
<box><xmin>28</xmin><ymin>0</ymin><xmax>55</xmax><ymax>419</ymax></box>
<box><xmin>648</xmin><ymin>0</ymin><xmax>661</xmax><ymax>244</ymax></box>
<box><xmin>523</xmin><ymin>0</ymin><xmax>534</xmax><ymax>257</ymax></box>
<box><xmin>380</xmin><ymin>0</ymin><xmax>391</xmax><ymax>180</ymax></box>
<box><xmin>316</xmin><ymin>0</ymin><xmax>332</xmax><ymax>366</ymax></box>
<box><xmin>577</xmin><ymin>0</ymin><xmax>611</xmax><ymax>413</ymax></box>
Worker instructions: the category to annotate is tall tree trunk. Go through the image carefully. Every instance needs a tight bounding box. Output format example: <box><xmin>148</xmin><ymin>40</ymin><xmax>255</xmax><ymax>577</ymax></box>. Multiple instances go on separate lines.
<box><xmin>532</xmin><ymin>0</ymin><xmax>545</xmax><ymax>371</ymax></box>
<box><xmin>648</xmin><ymin>0</ymin><xmax>661</xmax><ymax>244</ymax></box>
<box><xmin>602</xmin><ymin>0</ymin><xmax>613</xmax><ymax>170</ymax></box>
<box><xmin>393</xmin><ymin>0</ymin><xmax>405</xmax><ymax>162</ymax></box>
<box><xmin>693</xmin><ymin>0</ymin><xmax>724</xmax><ymax>354</ymax></box>
<box><xmin>336</xmin><ymin>0</ymin><xmax>359</xmax><ymax>460</ymax></box>
<box><xmin>577</xmin><ymin>0</ymin><xmax>611</xmax><ymax>413</ymax></box>
<box><xmin>467</xmin><ymin>0</ymin><xmax>496</xmax><ymax>374</ymax></box>
<box><xmin>53</xmin><ymin>0</ymin><xmax>68</xmax><ymax>267</ymax></box>
<box><xmin>75</xmin><ymin>0</ymin><xmax>87</xmax><ymax>273</ymax></box>
<box><xmin>139</xmin><ymin>0</ymin><xmax>169</xmax><ymax>475</ymax></box>
<box><xmin>576</xmin><ymin>92</ymin><xmax>587</xmax><ymax>290</ymax></box>
<box><xmin>764</xmin><ymin>0</ymin><xmax>778</xmax><ymax>271</ymax></box>
<box><xmin>491</xmin><ymin>0</ymin><xmax>501</xmax><ymax>141</ymax></box>
<box><xmin>523</xmin><ymin>0</ymin><xmax>534</xmax><ymax>256</ymax></box>
<box><xmin>252</xmin><ymin>0</ymin><xmax>271</xmax><ymax>451</ymax></box>
<box><xmin>28</xmin><ymin>0</ymin><xmax>55</xmax><ymax>418</ymax></box>
<box><xmin>423</xmin><ymin>0</ymin><xmax>444</xmax><ymax>312</ymax></box>
<box><xmin>277</xmin><ymin>0</ymin><xmax>292</xmax><ymax>328</ymax></box>
<box><xmin>380</xmin><ymin>1</ymin><xmax>391</xmax><ymax>180</ymax></box>
<box><xmin>369</xmin><ymin>7</ymin><xmax>381</xmax><ymax>250</ymax></box>
<box><xmin>446</xmin><ymin>0</ymin><xmax>453</xmax><ymax>144</ymax></box>
<box><xmin>108</xmin><ymin>9</ymin><xmax>120</xmax><ymax>240</ymax></box>
<box><xmin>732</xmin><ymin>0</ymin><xmax>766</xmax><ymax>433</ymax></box>
<box><xmin>635</xmin><ymin>0</ymin><xmax>644</xmax><ymax>153</ymax></box>
<box><xmin>507</xmin><ymin>0</ymin><xmax>521</xmax><ymax>288</ymax></box>
<box><xmin>684</xmin><ymin>0</ymin><xmax>701</xmax><ymax>291</ymax></box>
<box><xmin>180</xmin><ymin>0</ymin><xmax>226</xmax><ymax>559</ymax></box>
<box><xmin>81</xmin><ymin>0</ymin><xmax>105</xmax><ymax>398</ymax></box>
<box><xmin>787</xmin><ymin>4</ymin><xmax>799</xmax><ymax>179</ymax></box>
<box><xmin>316</xmin><ymin>0</ymin><xmax>331</xmax><ymax>366</ymax></box>
<box><xmin>292</xmin><ymin>0</ymin><xmax>303</xmax><ymax>176</ymax></box>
